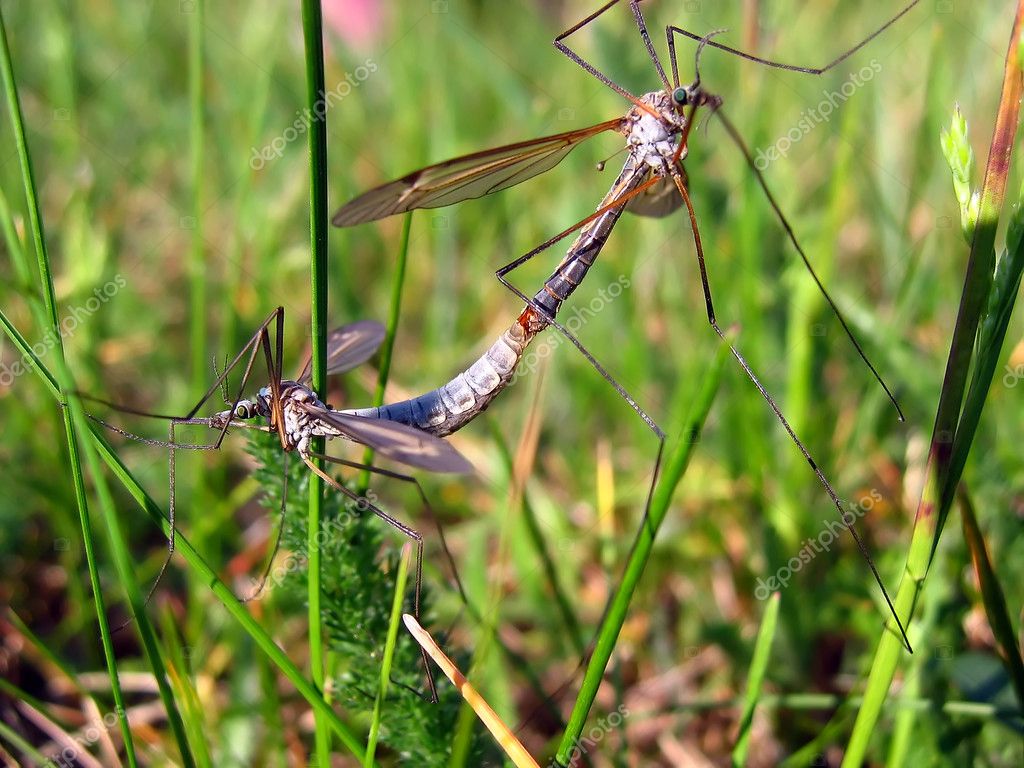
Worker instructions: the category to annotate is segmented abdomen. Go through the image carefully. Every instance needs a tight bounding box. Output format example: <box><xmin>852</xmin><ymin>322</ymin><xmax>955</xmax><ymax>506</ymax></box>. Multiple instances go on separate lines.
<box><xmin>343</xmin><ymin>323</ymin><xmax>533</xmax><ymax>437</ymax></box>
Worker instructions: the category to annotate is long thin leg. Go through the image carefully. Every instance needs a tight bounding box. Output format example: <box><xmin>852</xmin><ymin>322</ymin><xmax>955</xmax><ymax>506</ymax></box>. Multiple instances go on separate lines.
<box><xmin>669</xmin><ymin>170</ymin><xmax>912</xmax><ymax>652</ymax></box>
<box><xmin>159</xmin><ymin>417</ymin><xmax>280</xmax><ymax>605</ymax></box>
<box><xmin>499</xmin><ymin>272</ymin><xmax>664</xmax><ymax>439</ymax></box>
<box><xmin>553</xmin><ymin>0</ymin><xmax>661</xmax><ymax>115</ymax></box>
<box><xmin>300</xmin><ymin>452</ymin><xmax>439</xmax><ymax>702</ymax></box>
<box><xmin>239</xmin><ymin>450</ymin><xmax>290</xmax><ymax>603</ymax></box>
<box><xmin>713</xmin><ymin>108</ymin><xmax>904</xmax><ymax>420</ymax></box>
<box><xmin>184</xmin><ymin>307</ymin><xmax>283</xmax><ymax>427</ymax></box>
<box><xmin>627</xmin><ymin>0</ymin><xmax>671</xmax><ymax>92</ymax></box>
<box><xmin>313</xmin><ymin>451</ymin><xmax>470</xmax><ymax>607</ymax></box>
<box><xmin>319</xmin><ymin>451</ymin><xmax>570</xmax><ymax>721</ymax></box>
<box><xmin>141</xmin><ymin>418</ymin><xmax>278</xmax><ymax>613</ymax></box>
<box><xmin>260</xmin><ymin>321</ymin><xmax>289</xmax><ymax>452</ymax></box>
<box><xmin>90</xmin><ymin>309</ymin><xmax>286</xmax><ymax>612</ymax></box>
<box><xmin>493</xmin><ymin>174</ymin><xmax>668</xmax><ymax>438</ymax></box>
<box><xmin>665</xmin><ymin>1</ymin><xmax>920</xmax><ymax>78</ymax></box>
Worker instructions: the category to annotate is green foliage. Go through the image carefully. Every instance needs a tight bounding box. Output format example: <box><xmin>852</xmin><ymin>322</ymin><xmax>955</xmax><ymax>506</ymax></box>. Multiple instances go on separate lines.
<box><xmin>941</xmin><ymin>106</ymin><xmax>979</xmax><ymax>240</ymax></box>
<box><xmin>244</xmin><ymin>432</ymin><xmax>493</xmax><ymax>765</ymax></box>
<box><xmin>1</xmin><ymin>1</ymin><xmax>1022</xmax><ymax>765</ymax></box>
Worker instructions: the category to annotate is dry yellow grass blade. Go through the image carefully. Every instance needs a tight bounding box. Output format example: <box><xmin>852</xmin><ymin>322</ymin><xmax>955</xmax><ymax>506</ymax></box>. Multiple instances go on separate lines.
<box><xmin>402</xmin><ymin>615</ymin><xmax>539</xmax><ymax>768</ymax></box>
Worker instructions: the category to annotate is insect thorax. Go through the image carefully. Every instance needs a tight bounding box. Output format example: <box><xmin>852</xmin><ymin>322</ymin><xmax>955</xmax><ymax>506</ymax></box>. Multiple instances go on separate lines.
<box><xmin>627</xmin><ymin>91</ymin><xmax>687</xmax><ymax>170</ymax></box>
<box><xmin>277</xmin><ymin>381</ymin><xmax>339</xmax><ymax>452</ymax></box>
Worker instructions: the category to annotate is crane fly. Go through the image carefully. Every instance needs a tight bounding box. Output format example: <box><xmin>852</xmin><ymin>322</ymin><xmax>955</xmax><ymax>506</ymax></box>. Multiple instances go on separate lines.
<box><xmin>88</xmin><ymin>307</ymin><xmax>470</xmax><ymax>699</ymax></box>
<box><xmin>335</xmin><ymin>1</ymin><xmax>922</xmax><ymax>649</ymax></box>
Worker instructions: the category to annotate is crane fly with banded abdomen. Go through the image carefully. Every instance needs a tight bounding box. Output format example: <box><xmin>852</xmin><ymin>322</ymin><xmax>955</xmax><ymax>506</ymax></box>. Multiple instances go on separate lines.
<box><xmin>88</xmin><ymin>307</ymin><xmax>470</xmax><ymax>698</ymax></box>
<box><xmin>335</xmin><ymin>1</ymin><xmax>922</xmax><ymax>650</ymax></box>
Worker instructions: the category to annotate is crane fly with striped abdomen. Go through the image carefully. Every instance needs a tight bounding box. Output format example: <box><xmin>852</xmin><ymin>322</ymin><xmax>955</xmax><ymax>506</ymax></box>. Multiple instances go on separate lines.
<box><xmin>336</xmin><ymin>1</ymin><xmax>922</xmax><ymax>649</ymax></box>
<box><xmin>88</xmin><ymin>307</ymin><xmax>470</xmax><ymax>697</ymax></box>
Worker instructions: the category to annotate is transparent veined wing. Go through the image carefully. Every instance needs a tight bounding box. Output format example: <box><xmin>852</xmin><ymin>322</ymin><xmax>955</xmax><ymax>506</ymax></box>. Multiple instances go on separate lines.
<box><xmin>300</xmin><ymin>403</ymin><xmax>473</xmax><ymax>474</ymax></box>
<box><xmin>297</xmin><ymin>320</ymin><xmax>387</xmax><ymax>384</ymax></box>
<box><xmin>332</xmin><ymin>119</ymin><xmax>624</xmax><ymax>226</ymax></box>
<box><xmin>625</xmin><ymin>170</ymin><xmax>686</xmax><ymax>218</ymax></box>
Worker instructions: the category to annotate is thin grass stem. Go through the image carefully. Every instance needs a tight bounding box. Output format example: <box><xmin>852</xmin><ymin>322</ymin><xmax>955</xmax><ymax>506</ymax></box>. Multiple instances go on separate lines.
<box><xmin>300</xmin><ymin>0</ymin><xmax>332</xmax><ymax>760</ymax></box>
<box><xmin>844</xmin><ymin>5</ymin><xmax>1024</xmax><ymax>762</ymax></box>
<box><xmin>555</xmin><ymin>332</ymin><xmax>730</xmax><ymax>763</ymax></box>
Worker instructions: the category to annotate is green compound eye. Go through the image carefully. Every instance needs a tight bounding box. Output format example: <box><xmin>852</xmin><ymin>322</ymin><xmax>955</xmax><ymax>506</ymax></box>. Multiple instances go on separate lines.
<box><xmin>672</xmin><ymin>87</ymin><xmax>688</xmax><ymax>105</ymax></box>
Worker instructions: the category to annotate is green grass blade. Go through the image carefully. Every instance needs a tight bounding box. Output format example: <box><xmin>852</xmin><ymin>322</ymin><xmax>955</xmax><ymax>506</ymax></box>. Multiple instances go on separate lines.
<box><xmin>844</xmin><ymin>8</ymin><xmax>1024</xmax><ymax>763</ymax></box>
<box><xmin>300</xmin><ymin>0</ymin><xmax>332</xmax><ymax>761</ymax></box>
<box><xmin>0</xmin><ymin>11</ymin><xmax>150</xmax><ymax>765</ymax></box>
<box><xmin>0</xmin><ymin>309</ymin><xmax>367</xmax><ymax>759</ymax></box>
<box><xmin>732</xmin><ymin>592</ymin><xmax>781</xmax><ymax>767</ymax></box>
<box><xmin>183</xmin><ymin>0</ymin><xmax>209</xmax><ymax>620</ymax></box>
<box><xmin>0</xmin><ymin>719</ymin><xmax>49</xmax><ymax>764</ymax></box>
<box><xmin>65</xmin><ymin>396</ymin><xmax>161</xmax><ymax>768</ymax></box>
<box><xmin>959</xmin><ymin>489</ymin><xmax>1024</xmax><ymax>707</ymax></box>
<box><xmin>364</xmin><ymin>543</ymin><xmax>413</xmax><ymax>767</ymax></box>
<box><xmin>0</xmin><ymin>315</ymin><xmax>192</xmax><ymax>763</ymax></box>
<box><xmin>187</xmin><ymin>0</ymin><xmax>206</xmax><ymax>395</ymax></box>
<box><xmin>555</xmin><ymin>333</ymin><xmax>730</xmax><ymax>764</ymax></box>
<box><xmin>88</xmin><ymin>426</ymin><xmax>368</xmax><ymax>759</ymax></box>
<box><xmin>944</xmin><ymin>180</ymin><xmax>1024</xmax><ymax>505</ymax></box>
<box><xmin>158</xmin><ymin>609</ymin><xmax>214</xmax><ymax>768</ymax></box>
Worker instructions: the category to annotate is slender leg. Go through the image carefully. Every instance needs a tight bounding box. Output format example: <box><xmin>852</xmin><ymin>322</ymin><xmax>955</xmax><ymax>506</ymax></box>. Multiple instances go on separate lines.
<box><xmin>713</xmin><ymin>108</ymin><xmax>904</xmax><ymax>419</ymax></box>
<box><xmin>554</xmin><ymin>0</ymin><xmax>662</xmax><ymax>114</ymax></box>
<box><xmin>669</xmin><ymin>169</ymin><xmax>912</xmax><ymax>651</ymax></box>
<box><xmin>239</xmin><ymin>450</ymin><xmax>290</xmax><ymax>603</ymax></box>
<box><xmin>660</xmin><ymin>5</ymin><xmax>912</xmax><ymax>420</ymax></box>
<box><xmin>499</xmin><ymin>269</ymin><xmax>664</xmax><ymax>439</ymax></box>
<box><xmin>664</xmin><ymin>1</ymin><xmax>920</xmax><ymax>79</ymax></box>
<box><xmin>184</xmin><ymin>307</ymin><xmax>284</xmax><ymax>427</ymax></box>
<box><xmin>87</xmin><ymin>310</ymin><xmax>288</xmax><ymax>615</ymax></box>
<box><xmin>317</xmin><ymin>451</ymin><xmax>577</xmax><ymax>721</ymax></box>
<box><xmin>627</xmin><ymin>0</ymin><xmax>671</xmax><ymax>92</ymax></box>
<box><xmin>493</xmin><ymin>174</ymin><xmax>668</xmax><ymax>438</ymax></box>
<box><xmin>300</xmin><ymin>451</ymin><xmax>440</xmax><ymax>702</ymax></box>
<box><xmin>126</xmin><ymin>418</ymin><xmax>277</xmax><ymax>616</ymax></box>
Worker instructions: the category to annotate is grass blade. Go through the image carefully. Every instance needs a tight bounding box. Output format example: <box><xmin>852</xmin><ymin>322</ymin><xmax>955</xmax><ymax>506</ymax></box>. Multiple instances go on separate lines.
<box><xmin>958</xmin><ymin>488</ymin><xmax>1024</xmax><ymax>707</ymax></box>
<box><xmin>555</xmin><ymin>332</ymin><xmax>730</xmax><ymax>764</ymax></box>
<box><xmin>0</xmin><ymin>306</ymin><xmax>369</xmax><ymax>758</ymax></box>
<box><xmin>364</xmin><ymin>543</ymin><xmax>413</xmax><ymax>767</ymax></box>
<box><xmin>844</xmin><ymin>6</ymin><xmax>1024</xmax><ymax>762</ymax></box>
<box><xmin>732</xmin><ymin>592</ymin><xmax>781</xmax><ymax>767</ymax></box>
<box><xmin>358</xmin><ymin>212</ymin><xmax>412</xmax><ymax>493</ymax></box>
<box><xmin>187</xmin><ymin>0</ymin><xmax>206</xmax><ymax>395</ymax></box>
<box><xmin>0</xmin><ymin>11</ymin><xmax>149</xmax><ymax>765</ymax></box>
<box><xmin>300</xmin><ymin>0</ymin><xmax>332</xmax><ymax>760</ymax></box>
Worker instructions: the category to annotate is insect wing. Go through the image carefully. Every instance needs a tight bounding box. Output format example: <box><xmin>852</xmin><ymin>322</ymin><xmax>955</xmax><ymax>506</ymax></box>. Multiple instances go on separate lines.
<box><xmin>304</xmin><ymin>405</ymin><xmax>473</xmax><ymax>474</ymax></box>
<box><xmin>625</xmin><ymin>173</ymin><xmax>684</xmax><ymax>218</ymax></box>
<box><xmin>332</xmin><ymin>119</ymin><xmax>623</xmax><ymax>226</ymax></box>
<box><xmin>297</xmin><ymin>320</ymin><xmax>387</xmax><ymax>384</ymax></box>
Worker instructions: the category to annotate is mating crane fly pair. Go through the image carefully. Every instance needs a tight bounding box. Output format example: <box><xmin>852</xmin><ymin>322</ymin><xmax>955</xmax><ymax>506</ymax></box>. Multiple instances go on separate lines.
<box><xmin>98</xmin><ymin>0</ymin><xmax>919</xmax><ymax>661</ymax></box>
<box><xmin>332</xmin><ymin>0</ymin><xmax>919</xmax><ymax>649</ymax></box>
<box><xmin>91</xmin><ymin>307</ymin><xmax>468</xmax><ymax>670</ymax></box>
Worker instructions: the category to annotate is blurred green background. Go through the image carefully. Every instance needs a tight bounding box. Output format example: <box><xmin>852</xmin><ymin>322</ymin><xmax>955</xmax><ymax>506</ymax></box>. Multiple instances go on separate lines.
<box><xmin>1</xmin><ymin>0</ymin><xmax>1022</xmax><ymax>765</ymax></box>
